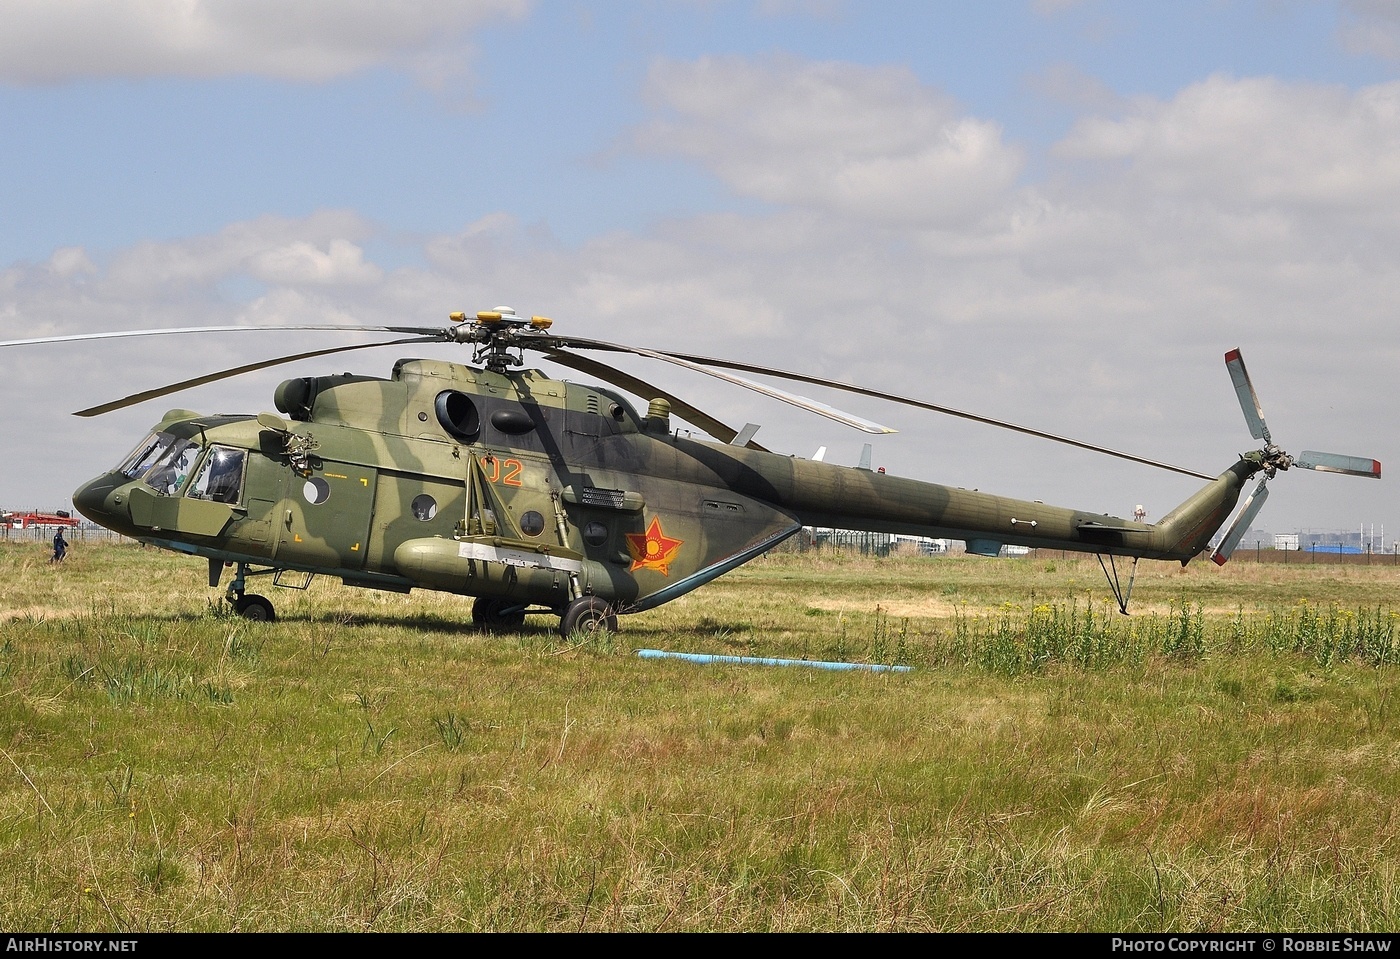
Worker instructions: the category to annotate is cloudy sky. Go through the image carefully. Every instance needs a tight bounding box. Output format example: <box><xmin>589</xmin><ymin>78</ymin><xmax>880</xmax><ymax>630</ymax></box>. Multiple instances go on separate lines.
<box><xmin>2</xmin><ymin>0</ymin><xmax>1397</xmax><ymax>549</ymax></box>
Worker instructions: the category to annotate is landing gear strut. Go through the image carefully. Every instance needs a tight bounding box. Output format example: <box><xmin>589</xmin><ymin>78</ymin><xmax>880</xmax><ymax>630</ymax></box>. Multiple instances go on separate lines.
<box><xmin>223</xmin><ymin>561</ymin><xmax>278</xmax><ymax>622</ymax></box>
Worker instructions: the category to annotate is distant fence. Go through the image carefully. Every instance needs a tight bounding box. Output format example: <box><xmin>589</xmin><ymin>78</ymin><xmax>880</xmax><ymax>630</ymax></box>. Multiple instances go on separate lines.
<box><xmin>779</xmin><ymin>534</ymin><xmax>1400</xmax><ymax>565</ymax></box>
<box><xmin>1020</xmin><ymin>546</ymin><xmax>1400</xmax><ymax>566</ymax></box>
<box><xmin>0</xmin><ymin>525</ymin><xmax>132</xmax><ymax>544</ymax></box>
<box><xmin>1192</xmin><ymin>545</ymin><xmax>1400</xmax><ymax>566</ymax></box>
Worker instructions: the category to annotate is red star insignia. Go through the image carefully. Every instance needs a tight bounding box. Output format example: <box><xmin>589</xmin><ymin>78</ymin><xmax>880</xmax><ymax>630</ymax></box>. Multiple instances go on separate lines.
<box><xmin>625</xmin><ymin>516</ymin><xmax>684</xmax><ymax>575</ymax></box>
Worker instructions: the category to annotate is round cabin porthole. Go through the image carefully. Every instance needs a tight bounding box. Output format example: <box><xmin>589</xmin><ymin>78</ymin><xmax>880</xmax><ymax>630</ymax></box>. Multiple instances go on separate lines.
<box><xmin>435</xmin><ymin>391</ymin><xmax>480</xmax><ymax>441</ymax></box>
<box><xmin>303</xmin><ymin>477</ymin><xmax>331</xmax><ymax>505</ymax></box>
<box><xmin>520</xmin><ymin>510</ymin><xmax>545</xmax><ymax>536</ymax></box>
<box><xmin>411</xmin><ymin>494</ymin><xmax>438</xmax><ymax>521</ymax></box>
<box><xmin>583</xmin><ymin>521</ymin><xmax>608</xmax><ymax>547</ymax></box>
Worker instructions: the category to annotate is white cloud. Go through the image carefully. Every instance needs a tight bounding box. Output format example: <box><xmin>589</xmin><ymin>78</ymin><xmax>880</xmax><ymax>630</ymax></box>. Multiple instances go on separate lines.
<box><xmin>0</xmin><ymin>0</ymin><xmax>528</xmax><ymax>84</ymax></box>
<box><xmin>1027</xmin><ymin>61</ymin><xmax>1125</xmax><ymax>114</ymax></box>
<box><xmin>47</xmin><ymin>248</ymin><xmax>97</xmax><ymax>278</ymax></box>
<box><xmin>1055</xmin><ymin>75</ymin><xmax>1400</xmax><ymax>218</ymax></box>
<box><xmin>102</xmin><ymin>210</ymin><xmax>378</xmax><ymax>295</ymax></box>
<box><xmin>1339</xmin><ymin>0</ymin><xmax>1400</xmax><ymax>62</ymax></box>
<box><xmin>634</xmin><ymin>55</ymin><xmax>1025</xmax><ymax>228</ymax></box>
<box><xmin>247</xmin><ymin>239</ymin><xmax>381</xmax><ymax>286</ymax></box>
<box><xmin>0</xmin><ymin>210</ymin><xmax>382</xmax><ymax>343</ymax></box>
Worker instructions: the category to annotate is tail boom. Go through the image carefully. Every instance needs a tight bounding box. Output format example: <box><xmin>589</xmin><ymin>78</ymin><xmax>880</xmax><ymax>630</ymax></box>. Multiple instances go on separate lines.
<box><xmin>730</xmin><ymin>446</ymin><xmax>1259</xmax><ymax>564</ymax></box>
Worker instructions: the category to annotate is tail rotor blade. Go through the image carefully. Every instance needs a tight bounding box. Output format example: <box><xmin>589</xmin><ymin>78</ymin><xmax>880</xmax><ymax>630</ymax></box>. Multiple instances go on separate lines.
<box><xmin>1295</xmin><ymin>451</ymin><xmax>1382</xmax><ymax>478</ymax></box>
<box><xmin>1224</xmin><ymin>348</ymin><xmax>1270</xmax><ymax>444</ymax></box>
<box><xmin>1211</xmin><ymin>478</ymin><xmax>1270</xmax><ymax>566</ymax></box>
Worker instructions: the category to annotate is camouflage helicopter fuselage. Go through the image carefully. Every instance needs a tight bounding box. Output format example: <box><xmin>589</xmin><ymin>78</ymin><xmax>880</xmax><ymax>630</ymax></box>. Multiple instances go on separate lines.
<box><xmin>72</xmin><ymin>356</ymin><xmax>1260</xmax><ymax>630</ymax></box>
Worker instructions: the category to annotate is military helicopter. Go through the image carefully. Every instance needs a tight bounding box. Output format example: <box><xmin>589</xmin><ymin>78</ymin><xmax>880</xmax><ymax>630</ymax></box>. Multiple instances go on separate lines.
<box><xmin>0</xmin><ymin>308</ymin><xmax>1381</xmax><ymax>634</ymax></box>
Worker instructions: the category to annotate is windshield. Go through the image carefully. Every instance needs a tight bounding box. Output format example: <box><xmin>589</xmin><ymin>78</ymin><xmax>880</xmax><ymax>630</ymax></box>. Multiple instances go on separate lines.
<box><xmin>114</xmin><ymin>431</ymin><xmax>201</xmax><ymax>495</ymax></box>
<box><xmin>116</xmin><ymin>433</ymin><xmax>169</xmax><ymax>478</ymax></box>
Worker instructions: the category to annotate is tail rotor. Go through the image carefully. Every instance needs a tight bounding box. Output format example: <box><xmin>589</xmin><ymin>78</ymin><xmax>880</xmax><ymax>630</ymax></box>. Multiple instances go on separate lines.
<box><xmin>1210</xmin><ymin>349</ymin><xmax>1380</xmax><ymax>565</ymax></box>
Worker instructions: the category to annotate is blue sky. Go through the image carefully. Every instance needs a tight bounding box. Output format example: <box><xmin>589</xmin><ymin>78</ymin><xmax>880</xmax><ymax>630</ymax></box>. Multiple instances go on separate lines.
<box><xmin>2</xmin><ymin>0</ymin><xmax>1398</xmax><ymax>548</ymax></box>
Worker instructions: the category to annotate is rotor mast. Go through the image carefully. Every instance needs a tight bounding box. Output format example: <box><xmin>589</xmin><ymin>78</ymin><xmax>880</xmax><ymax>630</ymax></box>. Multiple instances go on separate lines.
<box><xmin>453</xmin><ymin>307</ymin><xmax>555</xmax><ymax>372</ymax></box>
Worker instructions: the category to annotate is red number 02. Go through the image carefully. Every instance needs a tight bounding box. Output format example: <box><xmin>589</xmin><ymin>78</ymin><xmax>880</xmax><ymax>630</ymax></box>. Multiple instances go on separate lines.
<box><xmin>482</xmin><ymin>456</ymin><xmax>523</xmax><ymax>487</ymax></box>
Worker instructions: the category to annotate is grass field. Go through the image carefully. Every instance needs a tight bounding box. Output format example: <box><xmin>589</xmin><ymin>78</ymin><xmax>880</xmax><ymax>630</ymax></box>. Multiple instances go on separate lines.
<box><xmin>3</xmin><ymin>539</ymin><xmax>1399</xmax><ymax>932</ymax></box>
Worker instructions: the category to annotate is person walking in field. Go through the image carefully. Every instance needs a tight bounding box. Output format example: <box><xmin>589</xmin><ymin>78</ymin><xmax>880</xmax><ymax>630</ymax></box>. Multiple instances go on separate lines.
<box><xmin>50</xmin><ymin>528</ymin><xmax>67</xmax><ymax>564</ymax></box>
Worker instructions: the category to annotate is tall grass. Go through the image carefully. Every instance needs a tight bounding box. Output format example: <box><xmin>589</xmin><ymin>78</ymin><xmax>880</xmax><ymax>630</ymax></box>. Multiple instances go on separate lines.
<box><xmin>3</xmin><ymin>541</ymin><xmax>1400</xmax><ymax>931</ymax></box>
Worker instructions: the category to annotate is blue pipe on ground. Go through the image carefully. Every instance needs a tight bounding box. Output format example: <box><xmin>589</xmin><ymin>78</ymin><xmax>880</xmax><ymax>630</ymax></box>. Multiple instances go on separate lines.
<box><xmin>636</xmin><ymin>649</ymin><xmax>912</xmax><ymax>673</ymax></box>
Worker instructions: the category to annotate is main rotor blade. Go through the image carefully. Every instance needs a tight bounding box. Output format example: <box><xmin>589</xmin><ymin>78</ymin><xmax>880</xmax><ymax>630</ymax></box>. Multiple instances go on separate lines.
<box><xmin>1224</xmin><ymin>348</ymin><xmax>1270</xmax><ymax>445</ymax></box>
<box><xmin>0</xmin><ymin>323</ymin><xmax>447</xmax><ymax>349</ymax></box>
<box><xmin>533</xmin><ymin>336</ymin><xmax>1214</xmax><ymax>481</ymax></box>
<box><xmin>1295</xmin><ymin>451</ymin><xmax>1382</xmax><ymax>478</ymax></box>
<box><xmin>73</xmin><ymin>336</ymin><xmax>441</xmax><ymax>417</ymax></box>
<box><xmin>540</xmin><ymin>348</ymin><xmax>769</xmax><ymax>451</ymax></box>
<box><xmin>1210</xmin><ymin>478</ymin><xmax>1270</xmax><ymax>566</ymax></box>
<box><xmin>526</xmin><ymin>333</ymin><xmax>896</xmax><ymax>435</ymax></box>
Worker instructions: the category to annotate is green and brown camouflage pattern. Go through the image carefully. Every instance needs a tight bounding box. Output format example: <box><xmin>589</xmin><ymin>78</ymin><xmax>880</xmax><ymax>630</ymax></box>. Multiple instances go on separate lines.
<box><xmin>73</xmin><ymin>357</ymin><xmax>1261</xmax><ymax>624</ymax></box>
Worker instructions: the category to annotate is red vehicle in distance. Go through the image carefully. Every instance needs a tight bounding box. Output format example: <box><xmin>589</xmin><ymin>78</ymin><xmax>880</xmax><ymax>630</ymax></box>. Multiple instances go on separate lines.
<box><xmin>4</xmin><ymin>509</ymin><xmax>81</xmax><ymax>529</ymax></box>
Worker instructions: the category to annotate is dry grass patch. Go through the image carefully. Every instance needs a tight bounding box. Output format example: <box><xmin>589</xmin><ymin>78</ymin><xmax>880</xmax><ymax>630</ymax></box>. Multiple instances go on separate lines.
<box><xmin>5</xmin><ymin>542</ymin><xmax>1400</xmax><ymax>930</ymax></box>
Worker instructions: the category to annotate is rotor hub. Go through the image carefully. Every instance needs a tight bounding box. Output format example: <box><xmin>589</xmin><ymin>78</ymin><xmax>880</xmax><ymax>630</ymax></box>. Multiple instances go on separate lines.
<box><xmin>1259</xmin><ymin>444</ymin><xmax>1294</xmax><ymax>478</ymax></box>
<box><xmin>449</xmin><ymin>307</ymin><xmax>555</xmax><ymax>371</ymax></box>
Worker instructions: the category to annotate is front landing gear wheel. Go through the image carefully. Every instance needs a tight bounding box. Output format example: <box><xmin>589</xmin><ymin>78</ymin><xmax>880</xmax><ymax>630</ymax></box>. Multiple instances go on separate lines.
<box><xmin>233</xmin><ymin>594</ymin><xmax>276</xmax><ymax>622</ymax></box>
<box><xmin>559</xmin><ymin>596</ymin><xmax>617</xmax><ymax>639</ymax></box>
<box><xmin>472</xmin><ymin>596</ymin><xmax>527</xmax><ymax>631</ymax></box>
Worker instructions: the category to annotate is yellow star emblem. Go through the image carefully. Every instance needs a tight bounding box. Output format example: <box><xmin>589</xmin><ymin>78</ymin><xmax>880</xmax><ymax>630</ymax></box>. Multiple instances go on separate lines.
<box><xmin>626</xmin><ymin>516</ymin><xmax>684</xmax><ymax>575</ymax></box>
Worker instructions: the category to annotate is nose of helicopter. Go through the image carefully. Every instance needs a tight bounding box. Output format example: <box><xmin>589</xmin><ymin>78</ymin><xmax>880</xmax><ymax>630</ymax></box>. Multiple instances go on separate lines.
<box><xmin>72</xmin><ymin>473</ymin><xmax>136</xmax><ymax>534</ymax></box>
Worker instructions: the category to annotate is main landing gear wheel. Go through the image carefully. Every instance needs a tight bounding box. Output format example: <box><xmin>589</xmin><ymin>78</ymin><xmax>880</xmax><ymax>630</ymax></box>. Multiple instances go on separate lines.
<box><xmin>472</xmin><ymin>596</ymin><xmax>527</xmax><ymax>630</ymax></box>
<box><xmin>233</xmin><ymin>594</ymin><xmax>276</xmax><ymax>622</ymax></box>
<box><xmin>559</xmin><ymin>596</ymin><xmax>617</xmax><ymax>638</ymax></box>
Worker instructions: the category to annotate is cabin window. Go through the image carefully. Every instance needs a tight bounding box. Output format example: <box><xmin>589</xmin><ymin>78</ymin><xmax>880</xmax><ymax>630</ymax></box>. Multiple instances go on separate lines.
<box><xmin>520</xmin><ymin>510</ymin><xmax>545</xmax><ymax>536</ymax></box>
<box><xmin>187</xmin><ymin>446</ymin><xmax>246</xmax><ymax>504</ymax></box>
<box><xmin>583</xmin><ymin>521</ymin><xmax>608</xmax><ymax>547</ymax></box>
<box><xmin>411</xmin><ymin>494</ymin><xmax>438</xmax><ymax>521</ymax></box>
<box><xmin>435</xmin><ymin>391</ymin><xmax>480</xmax><ymax>441</ymax></box>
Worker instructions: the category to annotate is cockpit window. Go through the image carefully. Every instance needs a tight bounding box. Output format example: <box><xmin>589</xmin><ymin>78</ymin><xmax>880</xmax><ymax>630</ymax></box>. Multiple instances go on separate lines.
<box><xmin>186</xmin><ymin>446</ymin><xmax>246</xmax><ymax>504</ymax></box>
<box><xmin>144</xmin><ymin>439</ymin><xmax>201</xmax><ymax>496</ymax></box>
<box><xmin>116</xmin><ymin>430</ymin><xmax>210</xmax><ymax>496</ymax></box>
<box><xmin>116</xmin><ymin>431</ymin><xmax>201</xmax><ymax>495</ymax></box>
<box><xmin>117</xmin><ymin>433</ymin><xmax>169</xmax><ymax>479</ymax></box>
